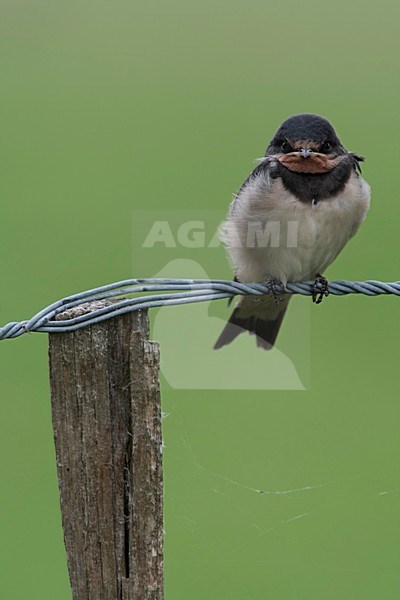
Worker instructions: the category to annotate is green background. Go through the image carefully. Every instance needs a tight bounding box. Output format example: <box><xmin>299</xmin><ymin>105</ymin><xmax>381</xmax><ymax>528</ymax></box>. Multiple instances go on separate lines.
<box><xmin>1</xmin><ymin>1</ymin><xmax>399</xmax><ymax>598</ymax></box>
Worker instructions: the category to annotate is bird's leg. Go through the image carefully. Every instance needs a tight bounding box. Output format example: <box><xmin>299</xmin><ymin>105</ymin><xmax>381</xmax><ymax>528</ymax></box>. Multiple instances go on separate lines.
<box><xmin>227</xmin><ymin>275</ymin><xmax>240</xmax><ymax>306</ymax></box>
<box><xmin>312</xmin><ymin>273</ymin><xmax>329</xmax><ymax>304</ymax></box>
<box><xmin>266</xmin><ymin>277</ymin><xmax>284</xmax><ymax>306</ymax></box>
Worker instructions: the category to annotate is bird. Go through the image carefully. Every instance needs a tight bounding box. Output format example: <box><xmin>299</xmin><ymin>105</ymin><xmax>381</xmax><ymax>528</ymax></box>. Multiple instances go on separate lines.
<box><xmin>214</xmin><ymin>113</ymin><xmax>370</xmax><ymax>350</ymax></box>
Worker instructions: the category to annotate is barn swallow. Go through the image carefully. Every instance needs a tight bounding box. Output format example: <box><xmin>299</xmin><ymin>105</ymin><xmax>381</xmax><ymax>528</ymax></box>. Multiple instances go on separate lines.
<box><xmin>214</xmin><ymin>113</ymin><xmax>370</xmax><ymax>350</ymax></box>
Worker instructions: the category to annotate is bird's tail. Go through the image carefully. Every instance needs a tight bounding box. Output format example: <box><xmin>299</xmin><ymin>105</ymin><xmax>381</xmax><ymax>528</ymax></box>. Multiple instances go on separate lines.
<box><xmin>214</xmin><ymin>297</ymin><xmax>289</xmax><ymax>351</ymax></box>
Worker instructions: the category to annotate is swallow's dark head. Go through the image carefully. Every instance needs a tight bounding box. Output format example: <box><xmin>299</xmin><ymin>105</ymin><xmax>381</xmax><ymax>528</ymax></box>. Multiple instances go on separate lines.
<box><xmin>265</xmin><ymin>114</ymin><xmax>364</xmax><ymax>202</ymax></box>
<box><xmin>266</xmin><ymin>113</ymin><xmax>347</xmax><ymax>174</ymax></box>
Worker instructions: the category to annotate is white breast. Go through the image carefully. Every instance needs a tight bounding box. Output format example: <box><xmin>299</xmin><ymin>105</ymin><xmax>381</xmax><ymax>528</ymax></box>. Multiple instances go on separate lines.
<box><xmin>220</xmin><ymin>171</ymin><xmax>370</xmax><ymax>284</ymax></box>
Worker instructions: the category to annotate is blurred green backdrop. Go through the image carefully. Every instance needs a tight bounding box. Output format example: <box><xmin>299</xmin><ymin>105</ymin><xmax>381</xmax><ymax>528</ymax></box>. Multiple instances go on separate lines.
<box><xmin>1</xmin><ymin>1</ymin><xmax>399</xmax><ymax>598</ymax></box>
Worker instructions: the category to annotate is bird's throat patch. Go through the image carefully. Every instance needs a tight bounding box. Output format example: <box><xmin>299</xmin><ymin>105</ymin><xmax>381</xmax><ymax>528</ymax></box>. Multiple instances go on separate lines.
<box><xmin>277</xmin><ymin>153</ymin><xmax>341</xmax><ymax>174</ymax></box>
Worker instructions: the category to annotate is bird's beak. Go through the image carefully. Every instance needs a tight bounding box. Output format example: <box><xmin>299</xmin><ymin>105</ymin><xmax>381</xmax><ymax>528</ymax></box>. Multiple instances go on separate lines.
<box><xmin>299</xmin><ymin>148</ymin><xmax>313</xmax><ymax>158</ymax></box>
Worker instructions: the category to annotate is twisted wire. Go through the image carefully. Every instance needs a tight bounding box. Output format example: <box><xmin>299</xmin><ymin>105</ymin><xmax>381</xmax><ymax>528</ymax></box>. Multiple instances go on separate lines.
<box><xmin>1</xmin><ymin>278</ymin><xmax>399</xmax><ymax>340</ymax></box>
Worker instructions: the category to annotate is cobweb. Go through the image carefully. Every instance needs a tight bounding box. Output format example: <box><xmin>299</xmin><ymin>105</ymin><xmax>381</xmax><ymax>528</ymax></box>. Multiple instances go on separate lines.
<box><xmin>162</xmin><ymin>410</ymin><xmax>399</xmax><ymax>598</ymax></box>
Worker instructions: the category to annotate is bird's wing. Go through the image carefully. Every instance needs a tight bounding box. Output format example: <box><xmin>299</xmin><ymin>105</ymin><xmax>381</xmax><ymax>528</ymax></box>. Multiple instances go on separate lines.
<box><xmin>228</xmin><ymin>157</ymin><xmax>278</xmax><ymax>217</ymax></box>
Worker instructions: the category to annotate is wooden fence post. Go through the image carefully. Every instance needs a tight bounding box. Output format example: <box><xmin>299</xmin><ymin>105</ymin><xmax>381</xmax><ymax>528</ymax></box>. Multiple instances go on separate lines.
<box><xmin>48</xmin><ymin>305</ymin><xmax>164</xmax><ymax>600</ymax></box>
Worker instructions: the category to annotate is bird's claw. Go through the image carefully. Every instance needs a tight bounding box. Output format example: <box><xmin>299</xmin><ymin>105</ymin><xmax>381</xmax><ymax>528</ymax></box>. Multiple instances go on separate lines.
<box><xmin>266</xmin><ymin>278</ymin><xmax>284</xmax><ymax>306</ymax></box>
<box><xmin>312</xmin><ymin>274</ymin><xmax>329</xmax><ymax>304</ymax></box>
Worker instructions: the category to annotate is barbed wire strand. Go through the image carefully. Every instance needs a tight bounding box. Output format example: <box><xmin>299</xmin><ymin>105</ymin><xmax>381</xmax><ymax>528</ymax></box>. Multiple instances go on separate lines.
<box><xmin>1</xmin><ymin>278</ymin><xmax>399</xmax><ymax>340</ymax></box>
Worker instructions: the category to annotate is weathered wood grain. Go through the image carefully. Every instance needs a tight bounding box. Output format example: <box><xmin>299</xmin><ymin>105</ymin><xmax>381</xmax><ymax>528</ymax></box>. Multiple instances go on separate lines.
<box><xmin>48</xmin><ymin>308</ymin><xmax>163</xmax><ymax>600</ymax></box>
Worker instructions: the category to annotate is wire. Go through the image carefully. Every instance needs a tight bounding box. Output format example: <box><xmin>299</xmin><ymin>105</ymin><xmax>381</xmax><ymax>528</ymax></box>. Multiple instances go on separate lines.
<box><xmin>1</xmin><ymin>278</ymin><xmax>399</xmax><ymax>340</ymax></box>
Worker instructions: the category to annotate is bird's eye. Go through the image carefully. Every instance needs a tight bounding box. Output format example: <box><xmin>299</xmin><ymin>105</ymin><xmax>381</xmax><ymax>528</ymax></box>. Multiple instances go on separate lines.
<box><xmin>281</xmin><ymin>140</ymin><xmax>292</xmax><ymax>153</ymax></box>
<box><xmin>321</xmin><ymin>141</ymin><xmax>332</xmax><ymax>153</ymax></box>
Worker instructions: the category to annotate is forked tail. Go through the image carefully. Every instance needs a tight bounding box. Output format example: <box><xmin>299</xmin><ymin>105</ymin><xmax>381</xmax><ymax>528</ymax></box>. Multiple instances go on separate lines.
<box><xmin>214</xmin><ymin>304</ymin><xmax>288</xmax><ymax>351</ymax></box>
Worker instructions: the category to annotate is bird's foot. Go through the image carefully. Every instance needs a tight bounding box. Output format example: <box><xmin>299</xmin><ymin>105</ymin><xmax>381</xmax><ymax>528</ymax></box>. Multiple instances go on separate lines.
<box><xmin>266</xmin><ymin>278</ymin><xmax>284</xmax><ymax>306</ymax></box>
<box><xmin>312</xmin><ymin>274</ymin><xmax>329</xmax><ymax>304</ymax></box>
